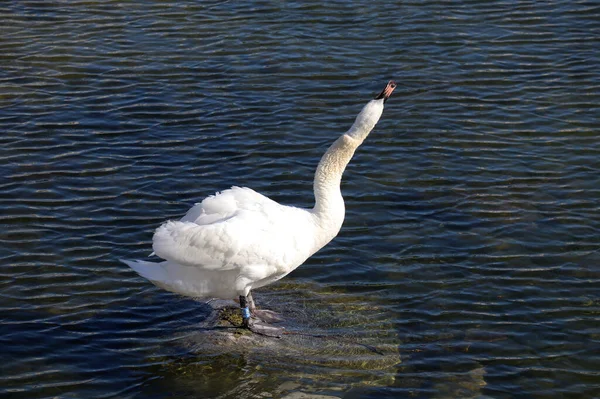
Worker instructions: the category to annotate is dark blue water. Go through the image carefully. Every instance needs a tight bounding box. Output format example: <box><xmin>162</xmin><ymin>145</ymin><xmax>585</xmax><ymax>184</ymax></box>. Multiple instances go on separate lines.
<box><xmin>1</xmin><ymin>1</ymin><xmax>599</xmax><ymax>398</ymax></box>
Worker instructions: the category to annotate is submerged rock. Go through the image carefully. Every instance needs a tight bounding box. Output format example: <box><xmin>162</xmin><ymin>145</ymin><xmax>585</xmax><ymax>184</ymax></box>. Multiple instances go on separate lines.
<box><xmin>182</xmin><ymin>297</ymin><xmax>400</xmax><ymax>373</ymax></box>
<box><xmin>151</xmin><ymin>281</ymin><xmax>401</xmax><ymax>397</ymax></box>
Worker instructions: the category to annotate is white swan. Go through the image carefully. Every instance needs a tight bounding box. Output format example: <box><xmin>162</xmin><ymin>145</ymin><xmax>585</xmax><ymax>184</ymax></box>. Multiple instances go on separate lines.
<box><xmin>122</xmin><ymin>81</ymin><xmax>396</xmax><ymax>336</ymax></box>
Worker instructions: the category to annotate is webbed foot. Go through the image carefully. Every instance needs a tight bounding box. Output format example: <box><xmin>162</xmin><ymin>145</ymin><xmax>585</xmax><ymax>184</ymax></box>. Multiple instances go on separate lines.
<box><xmin>252</xmin><ymin>309</ymin><xmax>284</xmax><ymax>324</ymax></box>
<box><xmin>247</xmin><ymin>318</ymin><xmax>284</xmax><ymax>338</ymax></box>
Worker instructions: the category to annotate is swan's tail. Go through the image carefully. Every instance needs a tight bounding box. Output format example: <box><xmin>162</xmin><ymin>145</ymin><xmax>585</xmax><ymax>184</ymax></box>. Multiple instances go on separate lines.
<box><xmin>121</xmin><ymin>259</ymin><xmax>169</xmax><ymax>284</ymax></box>
<box><xmin>120</xmin><ymin>259</ymin><xmax>233</xmax><ymax>299</ymax></box>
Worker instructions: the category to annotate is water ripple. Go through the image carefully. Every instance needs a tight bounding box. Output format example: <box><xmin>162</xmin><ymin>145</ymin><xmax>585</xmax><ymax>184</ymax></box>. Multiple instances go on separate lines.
<box><xmin>1</xmin><ymin>0</ymin><xmax>599</xmax><ymax>398</ymax></box>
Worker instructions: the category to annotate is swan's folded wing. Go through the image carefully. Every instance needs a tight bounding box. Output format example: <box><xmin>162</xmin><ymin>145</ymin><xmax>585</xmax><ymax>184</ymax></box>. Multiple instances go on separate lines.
<box><xmin>180</xmin><ymin>186</ymin><xmax>276</xmax><ymax>225</ymax></box>
<box><xmin>152</xmin><ymin>210</ymin><xmax>276</xmax><ymax>270</ymax></box>
<box><xmin>155</xmin><ymin>186</ymin><xmax>311</xmax><ymax>271</ymax></box>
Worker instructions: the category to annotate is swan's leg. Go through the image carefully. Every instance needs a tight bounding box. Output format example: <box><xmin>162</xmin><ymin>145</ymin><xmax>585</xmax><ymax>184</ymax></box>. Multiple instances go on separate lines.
<box><xmin>239</xmin><ymin>295</ymin><xmax>251</xmax><ymax>328</ymax></box>
<box><xmin>247</xmin><ymin>291</ymin><xmax>257</xmax><ymax>313</ymax></box>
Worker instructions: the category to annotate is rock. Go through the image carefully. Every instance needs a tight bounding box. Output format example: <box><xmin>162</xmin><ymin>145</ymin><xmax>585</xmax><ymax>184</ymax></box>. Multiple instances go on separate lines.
<box><xmin>149</xmin><ymin>281</ymin><xmax>402</xmax><ymax>397</ymax></box>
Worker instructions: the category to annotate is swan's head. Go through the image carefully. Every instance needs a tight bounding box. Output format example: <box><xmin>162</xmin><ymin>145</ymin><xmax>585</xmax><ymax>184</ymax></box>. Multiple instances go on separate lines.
<box><xmin>346</xmin><ymin>80</ymin><xmax>396</xmax><ymax>141</ymax></box>
<box><xmin>374</xmin><ymin>80</ymin><xmax>397</xmax><ymax>103</ymax></box>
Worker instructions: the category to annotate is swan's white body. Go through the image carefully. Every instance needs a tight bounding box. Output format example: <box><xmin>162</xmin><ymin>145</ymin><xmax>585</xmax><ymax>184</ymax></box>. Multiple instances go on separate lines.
<box><xmin>123</xmin><ymin>83</ymin><xmax>393</xmax><ymax>301</ymax></box>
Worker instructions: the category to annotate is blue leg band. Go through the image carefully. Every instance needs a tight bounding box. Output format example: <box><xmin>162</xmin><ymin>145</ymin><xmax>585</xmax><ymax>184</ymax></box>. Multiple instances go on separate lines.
<box><xmin>241</xmin><ymin>307</ymin><xmax>251</xmax><ymax>319</ymax></box>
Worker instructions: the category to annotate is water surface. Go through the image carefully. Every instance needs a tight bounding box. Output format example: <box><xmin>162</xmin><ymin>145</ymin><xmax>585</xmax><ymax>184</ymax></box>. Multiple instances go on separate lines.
<box><xmin>1</xmin><ymin>1</ymin><xmax>599</xmax><ymax>398</ymax></box>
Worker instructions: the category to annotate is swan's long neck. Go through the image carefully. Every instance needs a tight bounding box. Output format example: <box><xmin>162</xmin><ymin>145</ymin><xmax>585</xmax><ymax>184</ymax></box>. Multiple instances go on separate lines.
<box><xmin>312</xmin><ymin>134</ymin><xmax>361</xmax><ymax>221</ymax></box>
<box><xmin>311</xmin><ymin>99</ymin><xmax>385</xmax><ymax>238</ymax></box>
